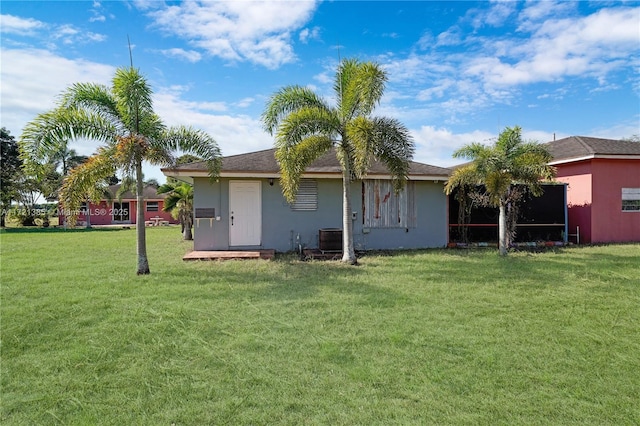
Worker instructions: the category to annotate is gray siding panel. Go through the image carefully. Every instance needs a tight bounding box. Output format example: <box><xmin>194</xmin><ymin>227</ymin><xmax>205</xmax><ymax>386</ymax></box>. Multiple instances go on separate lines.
<box><xmin>192</xmin><ymin>177</ymin><xmax>447</xmax><ymax>252</ymax></box>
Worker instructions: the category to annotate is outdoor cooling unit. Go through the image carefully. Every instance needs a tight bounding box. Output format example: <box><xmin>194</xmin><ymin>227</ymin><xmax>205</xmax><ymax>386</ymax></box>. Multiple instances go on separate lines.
<box><xmin>318</xmin><ymin>228</ymin><xmax>342</xmax><ymax>252</ymax></box>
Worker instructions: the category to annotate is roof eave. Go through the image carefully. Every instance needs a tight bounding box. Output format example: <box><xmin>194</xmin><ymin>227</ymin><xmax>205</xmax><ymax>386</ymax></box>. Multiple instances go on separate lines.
<box><xmin>549</xmin><ymin>154</ymin><xmax>640</xmax><ymax>165</ymax></box>
<box><xmin>162</xmin><ymin>169</ymin><xmax>448</xmax><ymax>181</ymax></box>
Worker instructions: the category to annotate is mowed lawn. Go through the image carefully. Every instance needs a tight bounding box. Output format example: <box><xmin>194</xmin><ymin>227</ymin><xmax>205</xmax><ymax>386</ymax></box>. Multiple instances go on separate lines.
<box><xmin>1</xmin><ymin>227</ymin><xmax>638</xmax><ymax>425</ymax></box>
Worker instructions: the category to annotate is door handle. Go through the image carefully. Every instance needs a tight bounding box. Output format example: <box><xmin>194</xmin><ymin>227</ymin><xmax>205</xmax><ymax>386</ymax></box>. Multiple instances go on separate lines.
<box><xmin>231</xmin><ymin>215</ymin><xmax>234</xmax><ymax>226</ymax></box>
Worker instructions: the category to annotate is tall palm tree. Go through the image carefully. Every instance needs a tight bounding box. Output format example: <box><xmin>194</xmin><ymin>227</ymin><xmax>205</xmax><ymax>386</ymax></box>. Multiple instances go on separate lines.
<box><xmin>157</xmin><ymin>181</ymin><xmax>194</xmax><ymax>240</ymax></box>
<box><xmin>20</xmin><ymin>66</ymin><xmax>221</xmax><ymax>274</ymax></box>
<box><xmin>445</xmin><ymin>126</ymin><xmax>555</xmax><ymax>256</ymax></box>
<box><xmin>262</xmin><ymin>58</ymin><xmax>414</xmax><ymax>264</ymax></box>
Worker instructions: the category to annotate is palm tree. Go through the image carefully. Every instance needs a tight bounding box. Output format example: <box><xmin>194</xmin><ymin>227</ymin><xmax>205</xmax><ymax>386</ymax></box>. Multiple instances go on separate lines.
<box><xmin>20</xmin><ymin>66</ymin><xmax>221</xmax><ymax>274</ymax></box>
<box><xmin>262</xmin><ymin>58</ymin><xmax>414</xmax><ymax>264</ymax></box>
<box><xmin>157</xmin><ymin>181</ymin><xmax>194</xmax><ymax>240</ymax></box>
<box><xmin>50</xmin><ymin>144</ymin><xmax>88</xmax><ymax>175</ymax></box>
<box><xmin>445</xmin><ymin>126</ymin><xmax>555</xmax><ymax>256</ymax></box>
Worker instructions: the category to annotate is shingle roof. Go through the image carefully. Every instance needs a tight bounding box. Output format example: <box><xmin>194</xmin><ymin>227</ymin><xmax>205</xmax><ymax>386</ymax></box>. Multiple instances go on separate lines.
<box><xmin>165</xmin><ymin>148</ymin><xmax>451</xmax><ymax>178</ymax></box>
<box><xmin>544</xmin><ymin>136</ymin><xmax>640</xmax><ymax>162</ymax></box>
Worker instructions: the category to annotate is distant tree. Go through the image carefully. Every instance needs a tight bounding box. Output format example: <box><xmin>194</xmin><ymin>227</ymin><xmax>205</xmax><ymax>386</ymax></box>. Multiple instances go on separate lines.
<box><xmin>262</xmin><ymin>58</ymin><xmax>414</xmax><ymax>264</ymax></box>
<box><xmin>20</xmin><ymin>66</ymin><xmax>221</xmax><ymax>274</ymax></box>
<box><xmin>622</xmin><ymin>134</ymin><xmax>640</xmax><ymax>142</ymax></box>
<box><xmin>176</xmin><ymin>154</ymin><xmax>202</xmax><ymax>165</ymax></box>
<box><xmin>1</xmin><ymin>128</ymin><xmax>22</xmax><ymax>227</ymax></box>
<box><xmin>445</xmin><ymin>126</ymin><xmax>556</xmax><ymax>256</ymax></box>
<box><xmin>50</xmin><ymin>144</ymin><xmax>89</xmax><ymax>175</ymax></box>
<box><xmin>144</xmin><ymin>178</ymin><xmax>160</xmax><ymax>188</ymax></box>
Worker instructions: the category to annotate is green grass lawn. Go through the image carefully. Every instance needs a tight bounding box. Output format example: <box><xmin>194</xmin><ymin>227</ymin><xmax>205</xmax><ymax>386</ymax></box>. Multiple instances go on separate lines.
<box><xmin>1</xmin><ymin>227</ymin><xmax>639</xmax><ymax>425</ymax></box>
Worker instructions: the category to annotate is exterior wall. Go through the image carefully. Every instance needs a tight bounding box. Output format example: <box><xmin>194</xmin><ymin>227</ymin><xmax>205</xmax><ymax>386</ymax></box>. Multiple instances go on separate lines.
<box><xmin>555</xmin><ymin>161</ymin><xmax>593</xmax><ymax>243</ymax></box>
<box><xmin>60</xmin><ymin>199</ymin><xmax>176</xmax><ymax>225</ymax></box>
<box><xmin>590</xmin><ymin>159</ymin><xmax>640</xmax><ymax>243</ymax></box>
<box><xmin>555</xmin><ymin>158</ymin><xmax>640</xmax><ymax>243</ymax></box>
<box><xmin>141</xmin><ymin>201</ymin><xmax>176</xmax><ymax>224</ymax></box>
<box><xmin>193</xmin><ymin>177</ymin><xmax>448</xmax><ymax>252</ymax></box>
<box><xmin>353</xmin><ymin>180</ymin><xmax>448</xmax><ymax>250</ymax></box>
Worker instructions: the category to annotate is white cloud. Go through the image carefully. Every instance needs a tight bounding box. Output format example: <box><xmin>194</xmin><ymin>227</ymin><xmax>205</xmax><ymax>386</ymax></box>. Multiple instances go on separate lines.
<box><xmin>299</xmin><ymin>26</ymin><xmax>320</xmax><ymax>44</ymax></box>
<box><xmin>0</xmin><ymin>47</ymin><xmax>271</xmax><ymax>183</ymax></box>
<box><xmin>158</xmin><ymin>48</ymin><xmax>202</xmax><ymax>63</ymax></box>
<box><xmin>144</xmin><ymin>1</ymin><xmax>319</xmax><ymax>69</ymax></box>
<box><xmin>417</xmin><ymin>79</ymin><xmax>455</xmax><ymax>101</ymax></box>
<box><xmin>411</xmin><ymin>126</ymin><xmax>497</xmax><ymax>167</ymax></box>
<box><xmin>0</xmin><ymin>14</ymin><xmax>45</xmax><ymax>35</ymax></box>
<box><xmin>155</xmin><ymin>88</ymin><xmax>227</xmax><ymax>113</ymax></box>
<box><xmin>89</xmin><ymin>0</ymin><xmax>107</xmax><ymax>22</ymax></box>
<box><xmin>468</xmin><ymin>7</ymin><xmax>640</xmax><ymax>88</ymax></box>
<box><xmin>384</xmin><ymin>4</ymin><xmax>640</xmax><ymax>124</ymax></box>
<box><xmin>588</xmin><ymin>116</ymin><xmax>640</xmax><ymax>141</ymax></box>
<box><xmin>465</xmin><ymin>0</ymin><xmax>517</xmax><ymax>29</ymax></box>
<box><xmin>416</xmin><ymin>32</ymin><xmax>434</xmax><ymax>51</ymax></box>
<box><xmin>0</xmin><ymin>48</ymin><xmax>115</xmax><ymax>137</ymax></box>
<box><xmin>235</xmin><ymin>97</ymin><xmax>255</xmax><ymax>108</ymax></box>
<box><xmin>435</xmin><ymin>27</ymin><xmax>463</xmax><ymax>47</ymax></box>
<box><xmin>152</xmin><ymin>90</ymin><xmax>273</xmax><ymax>158</ymax></box>
<box><xmin>411</xmin><ymin>125</ymin><xmax>562</xmax><ymax>167</ymax></box>
<box><xmin>46</xmin><ymin>23</ymin><xmax>107</xmax><ymax>46</ymax></box>
<box><xmin>518</xmin><ymin>0</ymin><xmax>576</xmax><ymax>32</ymax></box>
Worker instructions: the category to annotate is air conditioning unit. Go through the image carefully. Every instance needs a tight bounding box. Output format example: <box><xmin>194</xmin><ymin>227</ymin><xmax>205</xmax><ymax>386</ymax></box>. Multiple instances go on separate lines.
<box><xmin>318</xmin><ymin>228</ymin><xmax>342</xmax><ymax>252</ymax></box>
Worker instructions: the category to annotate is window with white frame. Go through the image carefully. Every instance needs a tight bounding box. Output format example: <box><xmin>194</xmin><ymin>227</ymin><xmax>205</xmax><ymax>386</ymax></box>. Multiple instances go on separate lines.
<box><xmin>290</xmin><ymin>179</ymin><xmax>318</xmax><ymax>211</ymax></box>
<box><xmin>146</xmin><ymin>201</ymin><xmax>159</xmax><ymax>212</ymax></box>
<box><xmin>622</xmin><ymin>188</ymin><xmax>640</xmax><ymax>211</ymax></box>
<box><xmin>363</xmin><ymin>180</ymin><xmax>416</xmax><ymax>228</ymax></box>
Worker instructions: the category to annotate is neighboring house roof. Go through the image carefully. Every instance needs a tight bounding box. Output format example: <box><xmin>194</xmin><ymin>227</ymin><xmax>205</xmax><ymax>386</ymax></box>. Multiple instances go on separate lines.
<box><xmin>163</xmin><ymin>148</ymin><xmax>452</xmax><ymax>181</ymax></box>
<box><xmin>545</xmin><ymin>136</ymin><xmax>640</xmax><ymax>165</ymax></box>
<box><xmin>101</xmin><ymin>184</ymin><xmax>165</xmax><ymax>201</ymax></box>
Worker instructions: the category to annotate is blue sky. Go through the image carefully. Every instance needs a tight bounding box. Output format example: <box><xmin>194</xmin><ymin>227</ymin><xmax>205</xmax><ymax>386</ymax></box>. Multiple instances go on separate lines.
<box><xmin>1</xmin><ymin>1</ymin><xmax>639</xmax><ymax>183</ymax></box>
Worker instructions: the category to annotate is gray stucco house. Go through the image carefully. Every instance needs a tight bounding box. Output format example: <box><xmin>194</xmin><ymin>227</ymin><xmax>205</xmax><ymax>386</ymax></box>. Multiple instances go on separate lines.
<box><xmin>162</xmin><ymin>148</ymin><xmax>451</xmax><ymax>253</ymax></box>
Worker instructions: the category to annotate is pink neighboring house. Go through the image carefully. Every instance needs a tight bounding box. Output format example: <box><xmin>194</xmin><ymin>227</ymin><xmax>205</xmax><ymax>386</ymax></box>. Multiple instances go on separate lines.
<box><xmin>545</xmin><ymin>136</ymin><xmax>640</xmax><ymax>244</ymax></box>
<box><xmin>59</xmin><ymin>184</ymin><xmax>177</xmax><ymax>226</ymax></box>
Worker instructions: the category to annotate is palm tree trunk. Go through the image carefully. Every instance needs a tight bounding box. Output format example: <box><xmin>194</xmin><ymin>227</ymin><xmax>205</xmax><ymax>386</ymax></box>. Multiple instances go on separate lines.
<box><xmin>183</xmin><ymin>214</ymin><xmax>193</xmax><ymax>240</ymax></box>
<box><xmin>136</xmin><ymin>158</ymin><xmax>150</xmax><ymax>274</ymax></box>
<box><xmin>498</xmin><ymin>200</ymin><xmax>508</xmax><ymax>256</ymax></box>
<box><xmin>341</xmin><ymin>166</ymin><xmax>357</xmax><ymax>264</ymax></box>
<box><xmin>85</xmin><ymin>198</ymin><xmax>92</xmax><ymax>229</ymax></box>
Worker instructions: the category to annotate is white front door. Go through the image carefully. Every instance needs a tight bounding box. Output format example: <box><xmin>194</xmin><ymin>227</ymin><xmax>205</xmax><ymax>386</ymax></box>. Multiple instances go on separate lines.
<box><xmin>229</xmin><ymin>181</ymin><xmax>261</xmax><ymax>246</ymax></box>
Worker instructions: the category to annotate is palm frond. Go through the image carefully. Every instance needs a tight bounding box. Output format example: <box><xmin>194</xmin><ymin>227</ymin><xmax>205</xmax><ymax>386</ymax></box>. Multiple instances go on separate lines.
<box><xmin>275</xmin><ymin>107</ymin><xmax>339</xmax><ymax>147</ymax></box>
<box><xmin>444</xmin><ymin>165</ymin><xmax>479</xmax><ymax>195</ymax></box>
<box><xmin>59</xmin><ymin>146</ymin><xmax>117</xmax><ymax>226</ymax></box>
<box><xmin>59</xmin><ymin>82</ymin><xmax>119</xmax><ymax>119</ymax></box>
<box><xmin>345</xmin><ymin>116</ymin><xmax>374</xmax><ymax>177</ymax></box>
<box><xmin>112</xmin><ymin>67</ymin><xmax>155</xmax><ymax>133</ymax></box>
<box><xmin>160</xmin><ymin>126</ymin><xmax>222</xmax><ymax>180</ymax></box>
<box><xmin>346</xmin><ymin>60</ymin><xmax>387</xmax><ymax>119</ymax></box>
<box><xmin>262</xmin><ymin>86</ymin><xmax>329</xmax><ymax>135</ymax></box>
<box><xmin>336</xmin><ymin>59</ymin><xmax>387</xmax><ymax>121</ymax></box>
<box><xmin>275</xmin><ymin>135</ymin><xmax>333</xmax><ymax>202</ymax></box>
<box><xmin>452</xmin><ymin>142</ymin><xmax>490</xmax><ymax>160</ymax></box>
<box><xmin>335</xmin><ymin>59</ymin><xmax>359</xmax><ymax>119</ymax></box>
<box><xmin>20</xmin><ymin>107</ymin><xmax>119</xmax><ymax>164</ymax></box>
